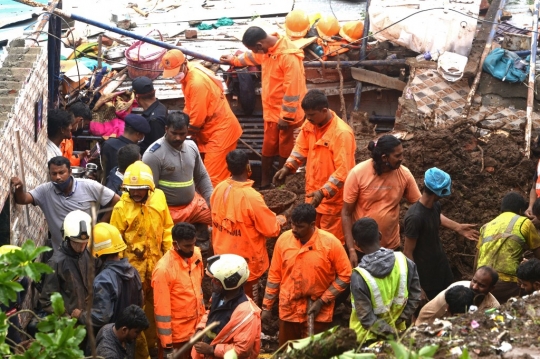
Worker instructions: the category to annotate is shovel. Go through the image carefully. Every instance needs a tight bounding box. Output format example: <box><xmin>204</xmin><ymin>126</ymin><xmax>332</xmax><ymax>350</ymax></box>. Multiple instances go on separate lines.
<box><xmin>307</xmin><ymin>298</ymin><xmax>315</xmax><ymax>336</ymax></box>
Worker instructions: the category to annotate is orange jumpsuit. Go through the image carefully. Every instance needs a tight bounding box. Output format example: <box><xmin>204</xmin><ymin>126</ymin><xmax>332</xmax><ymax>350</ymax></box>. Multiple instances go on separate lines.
<box><xmin>181</xmin><ymin>63</ymin><xmax>243</xmax><ymax>187</ymax></box>
<box><xmin>60</xmin><ymin>138</ymin><xmax>81</xmax><ymax>166</ymax></box>
<box><xmin>263</xmin><ymin>228</ymin><xmax>351</xmax><ymax>323</ymax></box>
<box><xmin>152</xmin><ymin>247</ymin><xmax>205</xmax><ymax>349</ymax></box>
<box><xmin>191</xmin><ymin>297</ymin><xmax>261</xmax><ymax>359</ymax></box>
<box><xmin>211</xmin><ymin>178</ymin><xmax>285</xmax><ymax>299</ymax></box>
<box><xmin>285</xmin><ymin>111</ymin><xmax>356</xmax><ymax>243</ymax></box>
<box><xmin>230</xmin><ymin>33</ymin><xmax>307</xmax><ymax>158</ymax></box>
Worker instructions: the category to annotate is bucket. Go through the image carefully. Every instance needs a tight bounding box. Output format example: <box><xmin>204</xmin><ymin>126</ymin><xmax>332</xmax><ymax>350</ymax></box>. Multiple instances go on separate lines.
<box><xmin>125</xmin><ymin>29</ymin><xmax>166</xmax><ymax>80</ymax></box>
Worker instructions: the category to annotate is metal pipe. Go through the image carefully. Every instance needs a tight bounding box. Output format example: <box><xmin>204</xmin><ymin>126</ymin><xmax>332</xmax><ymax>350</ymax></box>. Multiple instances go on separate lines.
<box><xmin>463</xmin><ymin>0</ymin><xmax>508</xmax><ymax>118</ymax></box>
<box><xmin>353</xmin><ymin>0</ymin><xmax>372</xmax><ymax>111</ymax></box>
<box><xmin>47</xmin><ymin>0</ymin><xmax>62</xmax><ymax>108</ymax></box>
<box><xmin>525</xmin><ymin>0</ymin><xmax>539</xmax><ymax>159</ymax></box>
<box><xmin>304</xmin><ymin>59</ymin><xmax>407</xmax><ymax>68</ymax></box>
<box><xmin>29</xmin><ymin>0</ymin><xmax>60</xmax><ymax>46</ymax></box>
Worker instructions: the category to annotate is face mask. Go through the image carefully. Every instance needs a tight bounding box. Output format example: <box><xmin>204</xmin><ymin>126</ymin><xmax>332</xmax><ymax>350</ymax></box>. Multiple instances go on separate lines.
<box><xmin>173</xmin><ymin>242</ymin><xmax>194</xmax><ymax>258</ymax></box>
<box><xmin>53</xmin><ymin>176</ymin><xmax>73</xmax><ymax>192</ymax></box>
<box><xmin>173</xmin><ymin>64</ymin><xmax>187</xmax><ymax>83</ymax></box>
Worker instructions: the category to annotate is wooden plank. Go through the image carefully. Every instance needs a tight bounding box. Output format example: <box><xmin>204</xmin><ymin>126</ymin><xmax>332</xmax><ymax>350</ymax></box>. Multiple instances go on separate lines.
<box><xmin>350</xmin><ymin>67</ymin><xmax>406</xmax><ymax>91</ymax></box>
<box><xmin>463</xmin><ymin>0</ymin><xmax>502</xmax><ymax>77</ymax></box>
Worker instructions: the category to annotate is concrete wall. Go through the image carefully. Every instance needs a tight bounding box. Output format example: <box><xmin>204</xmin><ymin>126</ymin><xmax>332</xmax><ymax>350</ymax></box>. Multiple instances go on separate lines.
<box><xmin>0</xmin><ymin>39</ymin><xmax>49</xmax><ymax>247</ymax></box>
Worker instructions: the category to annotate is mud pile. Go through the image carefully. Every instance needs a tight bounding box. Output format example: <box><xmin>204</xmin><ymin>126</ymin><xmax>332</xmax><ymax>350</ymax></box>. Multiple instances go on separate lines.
<box><xmin>395</xmin><ymin>126</ymin><xmax>535</xmax><ymax>279</ymax></box>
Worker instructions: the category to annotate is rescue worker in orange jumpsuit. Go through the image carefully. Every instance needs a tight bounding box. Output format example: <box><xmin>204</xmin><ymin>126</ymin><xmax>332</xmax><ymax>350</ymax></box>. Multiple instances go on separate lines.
<box><xmin>192</xmin><ymin>254</ymin><xmax>261</xmax><ymax>359</ymax></box>
<box><xmin>60</xmin><ymin>102</ymin><xmax>92</xmax><ymax>166</ymax></box>
<box><xmin>262</xmin><ymin>204</ymin><xmax>352</xmax><ymax>345</ymax></box>
<box><xmin>211</xmin><ymin>150</ymin><xmax>286</xmax><ymax>302</ymax></box>
<box><xmin>110</xmin><ymin>161</ymin><xmax>173</xmax><ymax>358</ymax></box>
<box><xmin>220</xmin><ymin>26</ymin><xmax>307</xmax><ymax>189</ymax></box>
<box><xmin>160</xmin><ymin>50</ymin><xmax>243</xmax><ymax>187</ymax></box>
<box><xmin>274</xmin><ymin>90</ymin><xmax>356</xmax><ymax>243</ymax></box>
<box><xmin>152</xmin><ymin>222</ymin><xmax>205</xmax><ymax>359</ymax></box>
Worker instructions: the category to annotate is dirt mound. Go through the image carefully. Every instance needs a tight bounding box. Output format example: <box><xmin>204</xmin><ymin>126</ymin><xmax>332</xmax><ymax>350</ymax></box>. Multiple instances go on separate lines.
<box><xmin>386</xmin><ymin>292</ymin><xmax>540</xmax><ymax>358</ymax></box>
<box><xmin>396</xmin><ymin>126</ymin><xmax>535</xmax><ymax>279</ymax></box>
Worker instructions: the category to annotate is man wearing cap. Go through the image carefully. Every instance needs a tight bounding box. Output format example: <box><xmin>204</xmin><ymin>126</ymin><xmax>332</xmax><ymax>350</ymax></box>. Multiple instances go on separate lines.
<box><xmin>101</xmin><ymin>114</ymin><xmax>151</xmax><ymax>178</ymax></box>
<box><xmin>220</xmin><ymin>26</ymin><xmax>307</xmax><ymax>190</ymax></box>
<box><xmin>161</xmin><ymin>50</ymin><xmax>242</xmax><ymax>187</ymax></box>
<box><xmin>403</xmin><ymin>167</ymin><xmax>477</xmax><ymax>300</ymax></box>
<box><xmin>132</xmin><ymin>76</ymin><xmax>168</xmax><ymax>154</ymax></box>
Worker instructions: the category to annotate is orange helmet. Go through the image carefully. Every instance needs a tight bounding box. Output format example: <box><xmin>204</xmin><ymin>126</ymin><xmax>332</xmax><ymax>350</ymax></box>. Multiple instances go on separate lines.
<box><xmin>339</xmin><ymin>21</ymin><xmax>364</xmax><ymax>43</ymax></box>
<box><xmin>285</xmin><ymin>9</ymin><xmax>310</xmax><ymax>39</ymax></box>
<box><xmin>162</xmin><ymin>49</ymin><xmax>186</xmax><ymax>78</ymax></box>
<box><xmin>316</xmin><ymin>15</ymin><xmax>340</xmax><ymax>40</ymax></box>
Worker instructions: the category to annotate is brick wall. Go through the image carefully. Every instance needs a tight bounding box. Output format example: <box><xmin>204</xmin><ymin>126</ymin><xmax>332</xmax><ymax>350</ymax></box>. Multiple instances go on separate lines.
<box><xmin>0</xmin><ymin>39</ymin><xmax>49</xmax><ymax>247</ymax></box>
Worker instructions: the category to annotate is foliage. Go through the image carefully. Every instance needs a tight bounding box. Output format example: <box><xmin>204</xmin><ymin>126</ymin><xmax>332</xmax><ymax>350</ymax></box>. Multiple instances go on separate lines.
<box><xmin>389</xmin><ymin>340</ymin><xmax>439</xmax><ymax>359</ymax></box>
<box><xmin>0</xmin><ymin>241</ymin><xmax>86</xmax><ymax>358</ymax></box>
<box><xmin>0</xmin><ymin>241</ymin><xmax>52</xmax><ymax>306</ymax></box>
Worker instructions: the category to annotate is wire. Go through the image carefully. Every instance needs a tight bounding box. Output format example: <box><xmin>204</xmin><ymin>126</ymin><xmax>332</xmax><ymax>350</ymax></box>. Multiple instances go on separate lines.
<box><xmin>329</xmin><ymin>0</ymin><xmax>337</xmax><ymax>19</ymax></box>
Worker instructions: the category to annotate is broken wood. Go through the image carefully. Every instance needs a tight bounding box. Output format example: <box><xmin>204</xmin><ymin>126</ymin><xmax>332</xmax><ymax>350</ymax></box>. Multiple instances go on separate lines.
<box><xmin>351</xmin><ymin>67</ymin><xmax>406</xmax><ymax>91</ymax></box>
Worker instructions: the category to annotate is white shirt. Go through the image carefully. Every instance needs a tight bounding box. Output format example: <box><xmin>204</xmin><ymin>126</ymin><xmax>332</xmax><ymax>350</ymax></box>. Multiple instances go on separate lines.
<box><xmin>47</xmin><ymin>139</ymin><xmax>62</xmax><ymax>161</ymax></box>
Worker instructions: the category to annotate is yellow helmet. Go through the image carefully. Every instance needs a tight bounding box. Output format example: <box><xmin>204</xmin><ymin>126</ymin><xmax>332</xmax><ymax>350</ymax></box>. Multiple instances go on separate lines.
<box><xmin>316</xmin><ymin>15</ymin><xmax>340</xmax><ymax>40</ymax></box>
<box><xmin>123</xmin><ymin>161</ymin><xmax>155</xmax><ymax>191</ymax></box>
<box><xmin>92</xmin><ymin>223</ymin><xmax>127</xmax><ymax>257</ymax></box>
<box><xmin>339</xmin><ymin>21</ymin><xmax>364</xmax><ymax>43</ymax></box>
<box><xmin>285</xmin><ymin>9</ymin><xmax>310</xmax><ymax>39</ymax></box>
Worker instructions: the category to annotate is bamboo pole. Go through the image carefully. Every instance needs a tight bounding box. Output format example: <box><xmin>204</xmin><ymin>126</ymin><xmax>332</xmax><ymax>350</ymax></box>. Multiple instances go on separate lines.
<box><xmin>525</xmin><ymin>0</ymin><xmax>539</xmax><ymax>159</ymax></box>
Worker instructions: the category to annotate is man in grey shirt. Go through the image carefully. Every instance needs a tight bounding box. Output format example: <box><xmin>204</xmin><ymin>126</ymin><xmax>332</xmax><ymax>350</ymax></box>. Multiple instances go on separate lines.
<box><xmin>96</xmin><ymin>304</ymin><xmax>149</xmax><ymax>359</ymax></box>
<box><xmin>142</xmin><ymin>112</ymin><xmax>213</xmax><ymax>250</ymax></box>
<box><xmin>11</xmin><ymin>156</ymin><xmax>119</xmax><ymax>250</ymax></box>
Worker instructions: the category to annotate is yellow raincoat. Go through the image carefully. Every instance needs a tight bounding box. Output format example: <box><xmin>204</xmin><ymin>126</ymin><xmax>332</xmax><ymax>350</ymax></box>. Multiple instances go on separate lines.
<box><xmin>110</xmin><ymin>188</ymin><xmax>173</xmax><ymax>358</ymax></box>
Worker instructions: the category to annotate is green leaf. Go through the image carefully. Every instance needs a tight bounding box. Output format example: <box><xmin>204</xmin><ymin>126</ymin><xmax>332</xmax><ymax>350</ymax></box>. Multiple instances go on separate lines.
<box><xmin>51</xmin><ymin>293</ymin><xmax>65</xmax><ymax>317</ymax></box>
<box><xmin>37</xmin><ymin>318</ymin><xmax>55</xmax><ymax>333</ymax></box>
<box><xmin>390</xmin><ymin>341</ymin><xmax>409</xmax><ymax>359</ymax></box>
<box><xmin>419</xmin><ymin>345</ymin><xmax>439</xmax><ymax>357</ymax></box>
<box><xmin>35</xmin><ymin>332</ymin><xmax>55</xmax><ymax>347</ymax></box>
<box><xmin>459</xmin><ymin>347</ymin><xmax>470</xmax><ymax>359</ymax></box>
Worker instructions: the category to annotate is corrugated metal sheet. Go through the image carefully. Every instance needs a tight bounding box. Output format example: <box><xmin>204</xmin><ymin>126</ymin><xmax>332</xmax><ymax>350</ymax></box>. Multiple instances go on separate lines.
<box><xmin>0</xmin><ymin>0</ymin><xmax>45</xmax><ymax>29</ymax></box>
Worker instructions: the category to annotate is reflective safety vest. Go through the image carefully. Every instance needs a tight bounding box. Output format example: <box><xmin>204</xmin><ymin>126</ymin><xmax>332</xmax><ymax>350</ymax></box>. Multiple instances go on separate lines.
<box><xmin>536</xmin><ymin>160</ymin><xmax>540</xmax><ymax>197</ymax></box>
<box><xmin>350</xmin><ymin>252</ymin><xmax>408</xmax><ymax>343</ymax></box>
<box><xmin>477</xmin><ymin>212</ymin><xmax>528</xmax><ymax>282</ymax></box>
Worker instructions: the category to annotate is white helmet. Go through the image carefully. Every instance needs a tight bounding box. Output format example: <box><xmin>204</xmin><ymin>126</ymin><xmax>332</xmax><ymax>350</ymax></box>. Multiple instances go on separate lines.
<box><xmin>206</xmin><ymin>254</ymin><xmax>250</xmax><ymax>290</ymax></box>
<box><xmin>62</xmin><ymin>210</ymin><xmax>92</xmax><ymax>243</ymax></box>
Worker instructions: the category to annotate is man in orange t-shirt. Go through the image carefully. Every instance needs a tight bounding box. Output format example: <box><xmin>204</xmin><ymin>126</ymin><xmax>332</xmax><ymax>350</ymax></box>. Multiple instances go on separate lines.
<box><xmin>342</xmin><ymin>135</ymin><xmax>479</xmax><ymax>268</ymax></box>
<box><xmin>211</xmin><ymin>150</ymin><xmax>285</xmax><ymax>302</ymax></box>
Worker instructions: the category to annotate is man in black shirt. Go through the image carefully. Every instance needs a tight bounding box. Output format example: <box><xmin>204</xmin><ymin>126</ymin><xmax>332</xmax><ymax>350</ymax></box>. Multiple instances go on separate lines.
<box><xmin>132</xmin><ymin>76</ymin><xmax>168</xmax><ymax>154</ymax></box>
<box><xmin>403</xmin><ymin>167</ymin><xmax>477</xmax><ymax>300</ymax></box>
<box><xmin>96</xmin><ymin>304</ymin><xmax>149</xmax><ymax>359</ymax></box>
<box><xmin>101</xmin><ymin>114</ymin><xmax>150</xmax><ymax>177</ymax></box>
